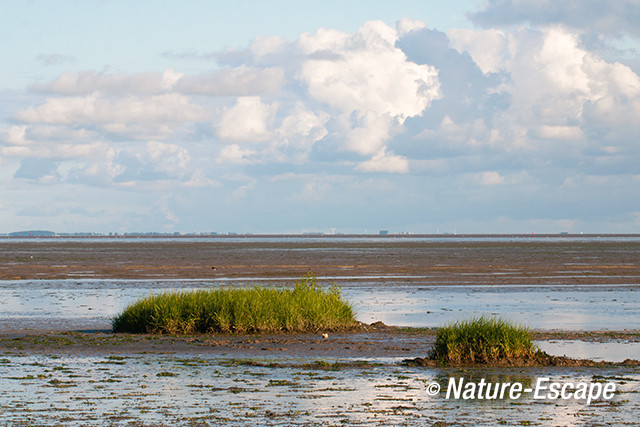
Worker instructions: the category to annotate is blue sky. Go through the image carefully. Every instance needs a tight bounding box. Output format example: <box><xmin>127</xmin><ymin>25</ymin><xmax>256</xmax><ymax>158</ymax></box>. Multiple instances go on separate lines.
<box><xmin>1</xmin><ymin>0</ymin><xmax>639</xmax><ymax>234</ymax></box>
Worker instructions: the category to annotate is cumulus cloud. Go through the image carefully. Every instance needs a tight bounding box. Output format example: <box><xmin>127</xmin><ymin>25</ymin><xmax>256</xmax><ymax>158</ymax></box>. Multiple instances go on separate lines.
<box><xmin>469</xmin><ymin>0</ymin><xmax>640</xmax><ymax>39</ymax></box>
<box><xmin>445</xmin><ymin>24</ymin><xmax>640</xmax><ymax>152</ymax></box>
<box><xmin>356</xmin><ymin>149</ymin><xmax>410</xmax><ymax>174</ymax></box>
<box><xmin>216</xmin><ymin>96</ymin><xmax>277</xmax><ymax>142</ymax></box>
<box><xmin>145</xmin><ymin>141</ymin><xmax>190</xmax><ymax>174</ymax></box>
<box><xmin>295</xmin><ymin>20</ymin><xmax>440</xmax><ymax>167</ymax></box>
<box><xmin>446</xmin><ymin>29</ymin><xmax>509</xmax><ymax>74</ymax></box>
<box><xmin>298</xmin><ymin>20</ymin><xmax>440</xmax><ymax>119</ymax></box>
<box><xmin>217</xmin><ymin>144</ymin><xmax>257</xmax><ymax>164</ymax></box>
<box><xmin>3</xmin><ymin>16</ymin><xmax>640</xmax><ymax>232</ymax></box>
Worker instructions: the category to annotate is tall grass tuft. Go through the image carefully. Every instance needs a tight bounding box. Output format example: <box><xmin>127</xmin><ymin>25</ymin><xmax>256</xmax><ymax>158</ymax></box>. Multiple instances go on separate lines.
<box><xmin>431</xmin><ymin>316</ymin><xmax>537</xmax><ymax>364</ymax></box>
<box><xmin>112</xmin><ymin>273</ymin><xmax>357</xmax><ymax>334</ymax></box>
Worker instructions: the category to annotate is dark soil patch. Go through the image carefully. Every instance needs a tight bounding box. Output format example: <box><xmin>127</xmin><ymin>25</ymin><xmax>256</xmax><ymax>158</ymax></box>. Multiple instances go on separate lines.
<box><xmin>402</xmin><ymin>352</ymin><xmax>640</xmax><ymax>368</ymax></box>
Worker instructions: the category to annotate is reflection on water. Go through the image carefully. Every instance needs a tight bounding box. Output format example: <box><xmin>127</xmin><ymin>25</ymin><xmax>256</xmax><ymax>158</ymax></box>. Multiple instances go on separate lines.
<box><xmin>0</xmin><ymin>279</ymin><xmax>638</xmax><ymax>332</ymax></box>
<box><xmin>340</xmin><ymin>283</ymin><xmax>640</xmax><ymax>331</ymax></box>
<box><xmin>1</xmin><ymin>279</ymin><xmax>639</xmax><ymax>361</ymax></box>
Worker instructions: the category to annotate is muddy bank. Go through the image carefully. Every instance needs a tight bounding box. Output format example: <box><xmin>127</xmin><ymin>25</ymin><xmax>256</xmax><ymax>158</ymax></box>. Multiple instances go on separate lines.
<box><xmin>0</xmin><ymin>328</ymin><xmax>434</xmax><ymax>359</ymax></box>
<box><xmin>2</xmin><ymin>327</ymin><xmax>639</xmax><ymax>365</ymax></box>
<box><xmin>2</xmin><ymin>349</ymin><xmax>638</xmax><ymax>426</ymax></box>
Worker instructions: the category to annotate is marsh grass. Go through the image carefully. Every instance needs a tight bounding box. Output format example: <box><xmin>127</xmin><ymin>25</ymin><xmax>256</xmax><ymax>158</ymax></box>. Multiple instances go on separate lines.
<box><xmin>112</xmin><ymin>274</ymin><xmax>357</xmax><ymax>334</ymax></box>
<box><xmin>432</xmin><ymin>316</ymin><xmax>537</xmax><ymax>364</ymax></box>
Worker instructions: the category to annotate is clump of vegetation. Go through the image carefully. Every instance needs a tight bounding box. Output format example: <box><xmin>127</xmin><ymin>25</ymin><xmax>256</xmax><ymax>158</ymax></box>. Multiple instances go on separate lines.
<box><xmin>112</xmin><ymin>274</ymin><xmax>357</xmax><ymax>334</ymax></box>
<box><xmin>431</xmin><ymin>316</ymin><xmax>537</xmax><ymax>365</ymax></box>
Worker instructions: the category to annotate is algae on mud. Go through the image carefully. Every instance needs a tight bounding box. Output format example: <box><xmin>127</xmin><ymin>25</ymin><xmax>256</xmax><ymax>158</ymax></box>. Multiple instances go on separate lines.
<box><xmin>112</xmin><ymin>274</ymin><xmax>357</xmax><ymax>334</ymax></box>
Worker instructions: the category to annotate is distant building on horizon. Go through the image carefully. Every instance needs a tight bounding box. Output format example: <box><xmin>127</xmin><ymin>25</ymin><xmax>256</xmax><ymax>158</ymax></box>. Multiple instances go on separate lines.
<box><xmin>8</xmin><ymin>230</ymin><xmax>56</xmax><ymax>237</ymax></box>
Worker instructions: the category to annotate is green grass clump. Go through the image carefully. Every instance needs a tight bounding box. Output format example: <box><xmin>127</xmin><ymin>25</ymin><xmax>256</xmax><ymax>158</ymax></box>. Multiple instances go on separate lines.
<box><xmin>431</xmin><ymin>316</ymin><xmax>537</xmax><ymax>364</ymax></box>
<box><xmin>112</xmin><ymin>274</ymin><xmax>357</xmax><ymax>334</ymax></box>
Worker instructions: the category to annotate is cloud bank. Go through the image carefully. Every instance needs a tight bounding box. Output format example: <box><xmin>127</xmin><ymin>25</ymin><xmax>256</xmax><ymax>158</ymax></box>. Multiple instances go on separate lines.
<box><xmin>1</xmin><ymin>9</ymin><xmax>640</xmax><ymax>233</ymax></box>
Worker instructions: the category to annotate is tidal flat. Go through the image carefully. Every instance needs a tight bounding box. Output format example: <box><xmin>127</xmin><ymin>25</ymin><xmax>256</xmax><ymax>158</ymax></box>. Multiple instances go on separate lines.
<box><xmin>1</xmin><ymin>236</ymin><xmax>639</xmax><ymax>425</ymax></box>
<box><xmin>0</xmin><ymin>330</ymin><xmax>639</xmax><ymax>426</ymax></box>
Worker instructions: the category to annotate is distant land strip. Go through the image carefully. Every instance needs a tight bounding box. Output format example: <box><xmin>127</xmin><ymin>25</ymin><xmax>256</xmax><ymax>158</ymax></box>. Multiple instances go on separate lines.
<box><xmin>1</xmin><ymin>230</ymin><xmax>640</xmax><ymax>239</ymax></box>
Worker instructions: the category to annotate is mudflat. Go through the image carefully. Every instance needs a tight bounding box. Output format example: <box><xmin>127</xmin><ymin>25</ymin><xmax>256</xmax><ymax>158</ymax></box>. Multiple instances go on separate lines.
<box><xmin>2</xmin><ymin>236</ymin><xmax>639</xmax><ymax>284</ymax></box>
<box><xmin>1</xmin><ymin>236</ymin><xmax>639</xmax><ymax>425</ymax></box>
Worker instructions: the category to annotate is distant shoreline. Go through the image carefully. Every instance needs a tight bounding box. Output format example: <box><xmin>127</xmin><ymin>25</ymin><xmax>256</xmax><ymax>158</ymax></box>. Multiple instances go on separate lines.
<box><xmin>2</xmin><ymin>233</ymin><xmax>640</xmax><ymax>239</ymax></box>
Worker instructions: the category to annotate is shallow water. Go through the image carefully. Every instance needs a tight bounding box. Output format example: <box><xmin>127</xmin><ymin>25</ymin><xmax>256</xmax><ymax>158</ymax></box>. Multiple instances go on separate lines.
<box><xmin>341</xmin><ymin>282</ymin><xmax>640</xmax><ymax>331</ymax></box>
<box><xmin>0</xmin><ymin>278</ymin><xmax>638</xmax><ymax>332</ymax></box>
<box><xmin>0</xmin><ymin>353</ymin><xmax>638</xmax><ymax>426</ymax></box>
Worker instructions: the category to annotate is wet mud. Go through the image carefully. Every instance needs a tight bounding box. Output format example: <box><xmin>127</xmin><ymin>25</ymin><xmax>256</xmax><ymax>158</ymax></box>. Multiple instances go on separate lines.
<box><xmin>1</xmin><ymin>237</ymin><xmax>639</xmax><ymax>425</ymax></box>
<box><xmin>1</xmin><ymin>330</ymin><xmax>639</xmax><ymax>426</ymax></box>
<box><xmin>2</xmin><ymin>237</ymin><xmax>640</xmax><ymax>285</ymax></box>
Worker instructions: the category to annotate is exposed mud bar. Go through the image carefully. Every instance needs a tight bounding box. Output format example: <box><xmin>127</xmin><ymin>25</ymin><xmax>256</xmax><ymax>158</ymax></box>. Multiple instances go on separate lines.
<box><xmin>1</xmin><ymin>324</ymin><xmax>639</xmax><ymax>366</ymax></box>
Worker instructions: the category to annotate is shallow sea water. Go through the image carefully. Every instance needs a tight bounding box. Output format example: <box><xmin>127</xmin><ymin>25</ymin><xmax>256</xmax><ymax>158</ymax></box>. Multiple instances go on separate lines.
<box><xmin>0</xmin><ymin>353</ymin><xmax>638</xmax><ymax>426</ymax></box>
<box><xmin>1</xmin><ymin>277</ymin><xmax>640</xmax><ymax>368</ymax></box>
<box><xmin>1</xmin><ymin>279</ymin><xmax>639</xmax><ymax>331</ymax></box>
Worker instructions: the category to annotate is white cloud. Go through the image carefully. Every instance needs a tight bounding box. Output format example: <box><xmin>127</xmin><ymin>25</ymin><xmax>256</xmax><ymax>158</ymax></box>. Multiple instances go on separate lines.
<box><xmin>250</xmin><ymin>35</ymin><xmax>290</xmax><ymax>59</ymax></box>
<box><xmin>216</xmin><ymin>96</ymin><xmax>277</xmax><ymax>142</ymax></box>
<box><xmin>217</xmin><ymin>144</ymin><xmax>257</xmax><ymax>164</ymax></box>
<box><xmin>479</xmin><ymin>171</ymin><xmax>505</xmax><ymax>186</ymax></box>
<box><xmin>344</xmin><ymin>112</ymin><xmax>396</xmax><ymax>156</ymax></box>
<box><xmin>417</xmin><ymin>115</ymin><xmax>489</xmax><ymax>147</ymax></box>
<box><xmin>15</xmin><ymin>93</ymin><xmax>206</xmax><ymax>140</ymax></box>
<box><xmin>274</xmin><ymin>104</ymin><xmax>329</xmax><ymax>162</ymax></box>
<box><xmin>533</xmin><ymin>125</ymin><xmax>584</xmax><ymax>140</ymax></box>
<box><xmin>145</xmin><ymin>141</ymin><xmax>190</xmax><ymax>173</ymax></box>
<box><xmin>32</xmin><ymin>67</ymin><xmax>284</xmax><ymax>97</ymax></box>
<box><xmin>447</xmin><ymin>25</ymin><xmax>640</xmax><ymax>152</ymax></box>
<box><xmin>296</xmin><ymin>20</ymin><xmax>441</xmax><ymax>165</ymax></box>
<box><xmin>0</xmin><ymin>125</ymin><xmax>30</xmax><ymax>146</ymax></box>
<box><xmin>396</xmin><ymin>18</ymin><xmax>427</xmax><ymax>37</ymax></box>
<box><xmin>447</xmin><ymin>28</ymin><xmax>509</xmax><ymax>74</ymax></box>
<box><xmin>175</xmin><ymin>66</ymin><xmax>284</xmax><ymax>95</ymax></box>
<box><xmin>298</xmin><ymin>21</ymin><xmax>440</xmax><ymax>119</ymax></box>
<box><xmin>356</xmin><ymin>149</ymin><xmax>409</xmax><ymax>174</ymax></box>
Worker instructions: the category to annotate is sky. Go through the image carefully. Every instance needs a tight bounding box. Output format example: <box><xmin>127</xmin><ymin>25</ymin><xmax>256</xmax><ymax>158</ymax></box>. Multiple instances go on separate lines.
<box><xmin>1</xmin><ymin>0</ymin><xmax>640</xmax><ymax>234</ymax></box>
